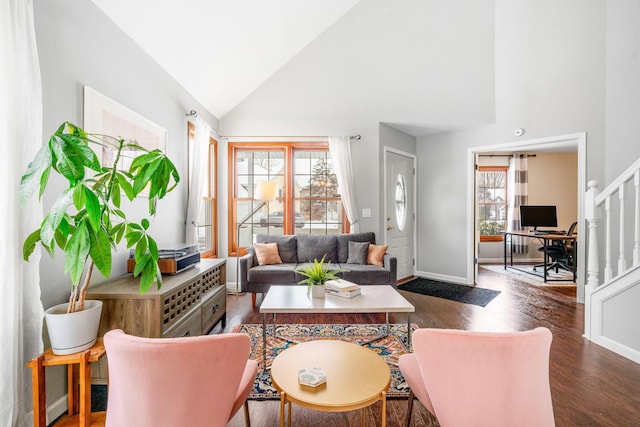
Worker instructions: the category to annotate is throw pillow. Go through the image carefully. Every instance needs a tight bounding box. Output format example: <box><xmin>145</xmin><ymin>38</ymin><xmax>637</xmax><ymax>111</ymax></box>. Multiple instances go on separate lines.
<box><xmin>346</xmin><ymin>241</ymin><xmax>369</xmax><ymax>264</ymax></box>
<box><xmin>367</xmin><ymin>244</ymin><xmax>388</xmax><ymax>267</ymax></box>
<box><xmin>254</xmin><ymin>243</ymin><xmax>283</xmax><ymax>266</ymax></box>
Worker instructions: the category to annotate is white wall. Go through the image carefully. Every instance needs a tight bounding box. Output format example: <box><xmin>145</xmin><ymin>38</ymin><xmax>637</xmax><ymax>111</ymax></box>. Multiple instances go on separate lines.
<box><xmin>605</xmin><ymin>0</ymin><xmax>640</xmax><ymax>182</ymax></box>
<box><xmin>220</xmin><ymin>0</ymin><xmax>495</xmax><ymax>249</ymax></box>
<box><xmin>34</xmin><ymin>0</ymin><xmax>218</xmax><ymax>413</ymax></box>
<box><xmin>416</xmin><ymin>0</ymin><xmax>605</xmax><ymax>281</ymax></box>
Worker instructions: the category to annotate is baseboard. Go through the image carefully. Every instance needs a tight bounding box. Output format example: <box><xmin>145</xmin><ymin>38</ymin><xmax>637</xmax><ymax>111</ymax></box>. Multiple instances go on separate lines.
<box><xmin>47</xmin><ymin>394</ymin><xmax>68</xmax><ymax>425</ymax></box>
<box><xmin>414</xmin><ymin>270</ymin><xmax>472</xmax><ymax>285</ymax></box>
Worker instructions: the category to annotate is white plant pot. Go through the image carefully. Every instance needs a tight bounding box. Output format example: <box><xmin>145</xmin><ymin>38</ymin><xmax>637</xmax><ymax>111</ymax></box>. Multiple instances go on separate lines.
<box><xmin>311</xmin><ymin>285</ymin><xmax>326</xmax><ymax>299</ymax></box>
<box><xmin>45</xmin><ymin>300</ymin><xmax>103</xmax><ymax>355</ymax></box>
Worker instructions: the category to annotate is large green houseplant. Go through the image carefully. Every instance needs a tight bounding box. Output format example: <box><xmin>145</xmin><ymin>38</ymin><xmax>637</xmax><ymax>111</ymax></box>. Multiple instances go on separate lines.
<box><xmin>20</xmin><ymin>122</ymin><xmax>179</xmax><ymax>353</ymax></box>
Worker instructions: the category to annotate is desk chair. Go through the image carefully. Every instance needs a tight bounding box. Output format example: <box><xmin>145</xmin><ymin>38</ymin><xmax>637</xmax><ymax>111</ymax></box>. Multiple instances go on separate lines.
<box><xmin>535</xmin><ymin>221</ymin><xmax>577</xmax><ymax>274</ymax></box>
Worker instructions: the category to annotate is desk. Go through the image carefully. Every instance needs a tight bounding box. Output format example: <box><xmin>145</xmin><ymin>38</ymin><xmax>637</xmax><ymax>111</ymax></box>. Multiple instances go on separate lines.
<box><xmin>27</xmin><ymin>339</ymin><xmax>106</xmax><ymax>427</ymax></box>
<box><xmin>503</xmin><ymin>231</ymin><xmax>577</xmax><ymax>283</ymax></box>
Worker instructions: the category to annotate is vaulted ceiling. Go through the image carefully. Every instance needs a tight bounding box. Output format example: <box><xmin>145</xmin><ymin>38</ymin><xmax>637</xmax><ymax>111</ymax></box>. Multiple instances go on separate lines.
<box><xmin>92</xmin><ymin>0</ymin><xmax>360</xmax><ymax>119</ymax></box>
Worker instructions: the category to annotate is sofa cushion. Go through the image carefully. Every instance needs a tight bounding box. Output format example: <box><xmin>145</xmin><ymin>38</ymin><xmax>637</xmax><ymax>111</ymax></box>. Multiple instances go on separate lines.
<box><xmin>339</xmin><ymin>264</ymin><xmax>391</xmax><ymax>285</ymax></box>
<box><xmin>367</xmin><ymin>244</ymin><xmax>388</xmax><ymax>267</ymax></box>
<box><xmin>254</xmin><ymin>243</ymin><xmax>283</xmax><ymax>265</ymax></box>
<box><xmin>346</xmin><ymin>241</ymin><xmax>369</xmax><ymax>264</ymax></box>
<box><xmin>336</xmin><ymin>232</ymin><xmax>376</xmax><ymax>263</ymax></box>
<box><xmin>247</xmin><ymin>264</ymin><xmax>298</xmax><ymax>284</ymax></box>
<box><xmin>256</xmin><ymin>234</ymin><xmax>298</xmax><ymax>263</ymax></box>
<box><xmin>296</xmin><ymin>234</ymin><xmax>338</xmax><ymax>263</ymax></box>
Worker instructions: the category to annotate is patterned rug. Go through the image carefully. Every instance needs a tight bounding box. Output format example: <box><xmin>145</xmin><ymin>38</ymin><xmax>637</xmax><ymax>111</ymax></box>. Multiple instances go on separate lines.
<box><xmin>233</xmin><ymin>323</ymin><xmax>414</xmax><ymax>400</ymax></box>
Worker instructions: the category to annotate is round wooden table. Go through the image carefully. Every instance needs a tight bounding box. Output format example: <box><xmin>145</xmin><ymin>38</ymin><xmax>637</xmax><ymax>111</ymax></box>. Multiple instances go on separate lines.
<box><xmin>270</xmin><ymin>340</ymin><xmax>391</xmax><ymax>427</ymax></box>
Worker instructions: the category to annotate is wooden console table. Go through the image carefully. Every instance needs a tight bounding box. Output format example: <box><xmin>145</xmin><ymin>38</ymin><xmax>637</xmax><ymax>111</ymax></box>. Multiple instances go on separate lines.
<box><xmin>27</xmin><ymin>339</ymin><xmax>106</xmax><ymax>427</ymax></box>
<box><xmin>86</xmin><ymin>258</ymin><xmax>226</xmax><ymax>383</ymax></box>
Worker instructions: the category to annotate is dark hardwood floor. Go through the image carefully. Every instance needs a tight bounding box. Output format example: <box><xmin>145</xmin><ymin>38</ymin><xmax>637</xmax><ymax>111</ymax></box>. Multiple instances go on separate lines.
<box><xmin>224</xmin><ymin>266</ymin><xmax>640</xmax><ymax>426</ymax></box>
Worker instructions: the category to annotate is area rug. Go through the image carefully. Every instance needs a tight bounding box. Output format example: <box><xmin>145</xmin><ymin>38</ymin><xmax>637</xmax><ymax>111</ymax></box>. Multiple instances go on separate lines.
<box><xmin>233</xmin><ymin>323</ymin><xmax>413</xmax><ymax>400</ymax></box>
<box><xmin>482</xmin><ymin>264</ymin><xmax>575</xmax><ymax>286</ymax></box>
<box><xmin>398</xmin><ymin>278</ymin><xmax>500</xmax><ymax>307</ymax></box>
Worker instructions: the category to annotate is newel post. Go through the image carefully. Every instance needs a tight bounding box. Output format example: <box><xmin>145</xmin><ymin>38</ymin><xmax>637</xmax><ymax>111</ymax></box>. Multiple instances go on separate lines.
<box><xmin>584</xmin><ymin>180</ymin><xmax>600</xmax><ymax>339</ymax></box>
<box><xmin>585</xmin><ymin>180</ymin><xmax>601</xmax><ymax>288</ymax></box>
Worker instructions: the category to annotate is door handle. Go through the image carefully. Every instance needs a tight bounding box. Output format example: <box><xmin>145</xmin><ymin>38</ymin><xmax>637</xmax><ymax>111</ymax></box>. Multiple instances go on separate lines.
<box><xmin>386</xmin><ymin>226</ymin><xmax>393</xmax><ymax>231</ymax></box>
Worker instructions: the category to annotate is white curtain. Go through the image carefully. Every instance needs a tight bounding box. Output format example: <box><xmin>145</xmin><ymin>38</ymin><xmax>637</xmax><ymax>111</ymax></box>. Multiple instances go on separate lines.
<box><xmin>328</xmin><ymin>136</ymin><xmax>359</xmax><ymax>233</ymax></box>
<box><xmin>0</xmin><ymin>0</ymin><xmax>45</xmax><ymax>425</ymax></box>
<box><xmin>185</xmin><ymin>117</ymin><xmax>212</xmax><ymax>244</ymax></box>
<box><xmin>507</xmin><ymin>155</ymin><xmax>529</xmax><ymax>254</ymax></box>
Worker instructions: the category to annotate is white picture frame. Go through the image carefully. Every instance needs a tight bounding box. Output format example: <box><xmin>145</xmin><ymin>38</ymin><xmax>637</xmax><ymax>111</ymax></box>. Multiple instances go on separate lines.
<box><xmin>83</xmin><ymin>86</ymin><xmax>168</xmax><ymax>171</ymax></box>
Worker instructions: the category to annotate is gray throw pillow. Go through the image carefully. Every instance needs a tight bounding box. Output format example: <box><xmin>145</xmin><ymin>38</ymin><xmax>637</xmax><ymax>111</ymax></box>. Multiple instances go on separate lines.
<box><xmin>346</xmin><ymin>241</ymin><xmax>369</xmax><ymax>264</ymax></box>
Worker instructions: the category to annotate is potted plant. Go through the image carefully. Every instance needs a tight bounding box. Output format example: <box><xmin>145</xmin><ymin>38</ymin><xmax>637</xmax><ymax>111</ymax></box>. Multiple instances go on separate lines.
<box><xmin>296</xmin><ymin>255</ymin><xmax>346</xmax><ymax>298</ymax></box>
<box><xmin>20</xmin><ymin>122</ymin><xmax>179</xmax><ymax>354</ymax></box>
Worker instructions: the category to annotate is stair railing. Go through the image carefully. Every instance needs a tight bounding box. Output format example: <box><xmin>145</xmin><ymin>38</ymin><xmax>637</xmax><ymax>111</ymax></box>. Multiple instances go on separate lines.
<box><xmin>584</xmin><ymin>157</ymin><xmax>640</xmax><ymax>338</ymax></box>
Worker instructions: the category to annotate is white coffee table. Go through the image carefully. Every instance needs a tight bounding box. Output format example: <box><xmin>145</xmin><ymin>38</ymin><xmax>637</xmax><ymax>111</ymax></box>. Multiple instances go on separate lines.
<box><xmin>259</xmin><ymin>285</ymin><xmax>415</xmax><ymax>371</ymax></box>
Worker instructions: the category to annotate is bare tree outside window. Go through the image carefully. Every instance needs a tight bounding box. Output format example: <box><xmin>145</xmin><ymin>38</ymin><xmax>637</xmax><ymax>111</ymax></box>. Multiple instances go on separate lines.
<box><xmin>478</xmin><ymin>167</ymin><xmax>508</xmax><ymax>240</ymax></box>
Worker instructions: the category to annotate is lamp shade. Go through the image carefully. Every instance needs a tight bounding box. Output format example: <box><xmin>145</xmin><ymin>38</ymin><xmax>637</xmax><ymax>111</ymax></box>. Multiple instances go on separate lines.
<box><xmin>255</xmin><ymin>181</ymin><xmax>277</xmax><ymax>201</ymax></box>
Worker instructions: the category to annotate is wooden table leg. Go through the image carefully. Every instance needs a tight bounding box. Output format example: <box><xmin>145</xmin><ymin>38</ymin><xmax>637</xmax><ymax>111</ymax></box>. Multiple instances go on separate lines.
<box><xmin>381</xmin><ymin>391</ymin><xmax>387</xmax><ymax>427</ymax></box>
<box><xmin>78</xmin><ymin>350</ymin><xmax>92</xmax><ymax>427</ymax></box>
<box><xmin>67</xmin><ymin>364</ymin><xmax>76</xmax><ymax>416</ymax></box>
<box><xmin>361</xmin><ymin>407</ymin><xmax>366</xmax><ymax>427</ymax></box>
<box><xmin>279</xmin><ymin>391</ymin><xmax>286</xmax><ymax>427</ymax></box>
<box><xmin>29</xmin><ymin>355</ymin><xmax>46</xmax><ymax>427</ymax></box>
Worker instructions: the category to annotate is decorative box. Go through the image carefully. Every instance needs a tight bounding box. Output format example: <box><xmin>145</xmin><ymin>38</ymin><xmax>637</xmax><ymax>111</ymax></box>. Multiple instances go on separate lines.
<box><xmin>298</xmin><ymin>367</ymin><xmax>327</xmax><ymax>387</ymax></box>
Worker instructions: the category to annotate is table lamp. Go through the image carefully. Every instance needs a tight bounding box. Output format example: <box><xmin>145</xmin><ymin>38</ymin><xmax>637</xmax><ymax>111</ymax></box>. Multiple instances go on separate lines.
<box><xmin>234</xmin><ymin>181</ymin><xmax>277</xmax><ymax>294</ymax></box>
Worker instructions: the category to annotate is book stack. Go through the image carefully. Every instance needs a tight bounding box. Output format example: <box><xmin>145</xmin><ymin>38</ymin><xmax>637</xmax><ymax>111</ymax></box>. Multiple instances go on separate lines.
<box><xmin>325</xmin><ymin>279</ymin><xmax>361</xmax><ymax>298</ymax></box>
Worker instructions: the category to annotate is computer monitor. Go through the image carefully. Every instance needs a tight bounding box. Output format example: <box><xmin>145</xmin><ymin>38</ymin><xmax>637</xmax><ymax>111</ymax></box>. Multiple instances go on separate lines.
<box><xmin>519</xmin><ymin>205</ymin><xmax>558</xmax><ymax>230</ymax></box>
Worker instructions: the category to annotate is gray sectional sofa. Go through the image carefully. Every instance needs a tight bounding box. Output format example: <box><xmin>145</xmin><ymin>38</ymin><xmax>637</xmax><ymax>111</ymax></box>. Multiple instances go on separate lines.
<box><xmin>239</xmin><ymin>232</ymin><xmax>397</xmax><ymax>307</ymax></box>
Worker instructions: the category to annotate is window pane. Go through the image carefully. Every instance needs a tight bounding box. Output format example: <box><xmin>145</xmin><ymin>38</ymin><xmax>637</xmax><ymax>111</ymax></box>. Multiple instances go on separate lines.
<box><xmin>478</xmin><ymin>168</ymin><xmax>508</xmax><ymax>237</ymax></box>
<box><xmin>233</xmin><ymin>145</ymin><xmax>345</xmax><ymax>252</ymax></box>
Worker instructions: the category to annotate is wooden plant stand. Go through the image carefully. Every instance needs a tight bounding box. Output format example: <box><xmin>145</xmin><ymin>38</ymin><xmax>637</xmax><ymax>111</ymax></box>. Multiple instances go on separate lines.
<box><xmin>26</xmin><ymin>339</ymin><xmax>106</xmax><ymax>427</ymax></box>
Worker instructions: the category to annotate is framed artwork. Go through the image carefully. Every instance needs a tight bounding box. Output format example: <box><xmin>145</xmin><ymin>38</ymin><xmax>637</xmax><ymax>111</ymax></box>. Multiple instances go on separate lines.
<box><xmin>83</xmin><ymin>86</ymin><xmax>168</xmax><ymax>171</ymax></box>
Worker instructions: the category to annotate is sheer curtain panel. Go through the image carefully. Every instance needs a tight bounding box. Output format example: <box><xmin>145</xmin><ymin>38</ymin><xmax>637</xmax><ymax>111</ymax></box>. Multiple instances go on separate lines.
<box><xmin>507</xmin><ymin>155</ymin><xmax>529</xmax><ymax>254</ymax></box>
<box><xmin>328</xmin><ymin>136</ymin><xmax>359</xmax><ymax>233</ymax></box>
<box><xmin>185</xmin><ymin>117</ymin><xmax>212</xmax><ymax>245</ymax></box>
<box><xmin>0</xmin><ymin>0</ymin><xmax>45</xmax><ymax>425</ymax></box>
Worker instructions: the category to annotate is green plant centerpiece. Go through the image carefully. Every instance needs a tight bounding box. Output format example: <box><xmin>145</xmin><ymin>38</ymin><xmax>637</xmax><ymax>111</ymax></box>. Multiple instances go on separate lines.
<box><xmin>296</xmin><ymin>255</ymin><xmax>346</xmax><ymax>298</ymax></box>
<box><xmin>20</xmin><ymin>122</ymin><xmax>179</xmax><ymax>354</ymax></box>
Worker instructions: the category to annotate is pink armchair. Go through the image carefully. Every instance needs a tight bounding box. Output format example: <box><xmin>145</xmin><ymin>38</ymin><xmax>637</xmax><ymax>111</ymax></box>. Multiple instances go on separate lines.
<box><xmin>399</xmin><ymin>327</ymin><xmax>554</xmax><ymax>427</ymax></box>
<box><xmin>103</xmin><ymin>329</ymin><xmax>258</xmax><ymax>427</ymax></box>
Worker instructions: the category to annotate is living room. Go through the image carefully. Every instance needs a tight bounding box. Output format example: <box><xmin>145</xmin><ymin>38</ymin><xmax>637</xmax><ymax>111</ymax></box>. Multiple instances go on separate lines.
<box><xmin>4</xmin><ymin>0</ymin><xmax>640</xmax><ymax>425</ymax></box>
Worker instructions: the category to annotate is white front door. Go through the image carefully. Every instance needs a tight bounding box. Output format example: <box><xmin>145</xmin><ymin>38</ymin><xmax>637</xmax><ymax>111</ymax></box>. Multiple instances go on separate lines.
<box><xmin>384</xmin><ymin>149</ymin><xmax>416</xmax><ymax>281</ymax></box>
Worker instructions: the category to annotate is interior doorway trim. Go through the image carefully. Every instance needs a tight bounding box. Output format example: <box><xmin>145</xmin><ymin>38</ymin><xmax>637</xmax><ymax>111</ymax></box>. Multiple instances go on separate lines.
<box><xmin>466</xmin><ymin>133</ymin><xmax>587</xmax><ymax>302</ymax></box>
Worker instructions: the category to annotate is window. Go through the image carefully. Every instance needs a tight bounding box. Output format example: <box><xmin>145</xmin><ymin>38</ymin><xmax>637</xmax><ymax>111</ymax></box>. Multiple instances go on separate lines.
<box><xmin>477</xmin><ymin>166</ymin><xmax>508</xmax><ymax>242</ymax></box>
<box><xmin>230</xmin><ymin>143</ymin><xmax>348</xmax><ymax>255</ymax></box>
<box><xmin>294</xmin><ymin>151</ymin><xmax>343</xmax><ymax>235</ymax></box>
<box><xmin>188</xmin><ymin>122</ymin><xmax>217</xmax><ymax>257</ymax></box>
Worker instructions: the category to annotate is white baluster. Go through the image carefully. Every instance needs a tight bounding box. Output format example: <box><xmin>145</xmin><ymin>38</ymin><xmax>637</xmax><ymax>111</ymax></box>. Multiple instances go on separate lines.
<box><xmin>634</xmin><ymin>171</ymin><xmax>640</xmax><ymax>266</ymax></box>
<box><xmin>618</xmin><ymin>185</ymin><xmax>627</xmax><ymax>274</ymax></box>
<box><xmin>605</xmin><ymin>195</ymin><xmax>613</xmax><ymax>281</ymax></box>
<box><xmin>585</xmin><ymin>180</ymin><xmax>601</xmax><ymax>288</ymax></box>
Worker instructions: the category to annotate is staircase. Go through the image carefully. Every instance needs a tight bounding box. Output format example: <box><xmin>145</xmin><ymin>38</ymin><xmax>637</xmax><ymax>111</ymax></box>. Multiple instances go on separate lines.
<box><xmin>584</xmin><ymin>158</ymin><xmax>640</xmax><ymax>364</ymax></box>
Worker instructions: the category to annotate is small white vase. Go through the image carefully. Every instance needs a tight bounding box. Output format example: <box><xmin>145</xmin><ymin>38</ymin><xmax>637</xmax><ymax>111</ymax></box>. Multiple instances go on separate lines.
<box><xmin>311</xmin><ymin>284</ymin><xmax>326</xmax><ymax>299</ymax></box>
<box><xmin>45</xmin><ymin>300</ymin><xmax>103</xmax><ymax>355</ymax></box>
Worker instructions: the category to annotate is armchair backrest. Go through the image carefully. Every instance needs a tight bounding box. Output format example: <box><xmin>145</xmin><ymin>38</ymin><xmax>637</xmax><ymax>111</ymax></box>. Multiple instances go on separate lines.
<box><xmin>104</xmin><ymin>330</ymin><xmax>251</xmax><ymax>427</ymax></box>
<box><xmin>412</xmin><ymin>327</ymin><xmax>554</xmax><ymax>427</ymax></box>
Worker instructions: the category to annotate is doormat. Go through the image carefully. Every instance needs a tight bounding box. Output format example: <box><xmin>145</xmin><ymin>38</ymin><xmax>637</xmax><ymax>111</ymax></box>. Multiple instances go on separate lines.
<box><xmin>398</xmin><ymin>277</ymin><xmax>500</xmax><ymax>307</ymax></box>
<box><xmin>233</xmin><ymin>323</ymin><xmax>413</xmax><ymax>400</ymax></box>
